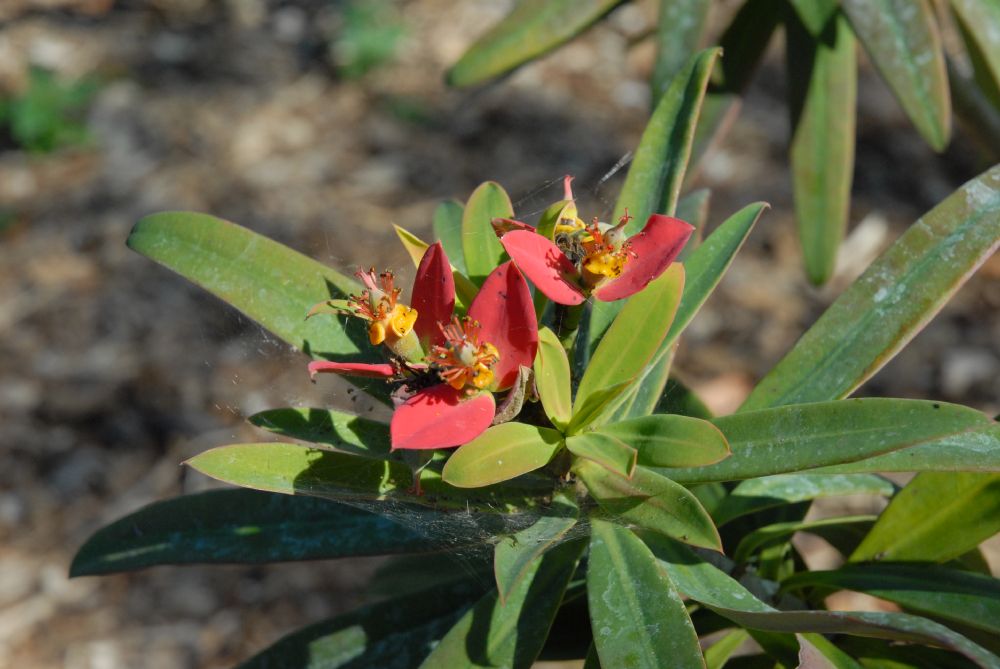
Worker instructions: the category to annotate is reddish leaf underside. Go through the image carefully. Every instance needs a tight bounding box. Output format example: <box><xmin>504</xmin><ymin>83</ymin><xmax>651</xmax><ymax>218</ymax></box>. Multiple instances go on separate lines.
<box><xmin>500</xmin><ymin>230</ymin><xmax>585</xmax><ymax>306</ymax></box>
<box><xmin>467</xmin><ymin>261</ymin><xmax>540</xmax><ymax>389</ymax></box>
<box><xmin>390</xmin><ymin>384</ymin><xmax>496</xmax><ymax>450</ymax></box>
<box><xmin>594</xmin><ymin>215</ymin><xmax>694</xmax><ymax>302</ymax></box>
<box><xmin>491</xmin><ymin>217</ymin><xmax>536</xmax><ymax>237</ymax></box>
<box><xmin>308</xmin><ymin>361</ymin><xmax>396</xmax><ymax>379</ymax></box>
<box><xmin>411</xmin><ymin>242</ymin><xmax>456</xmax><ymax>347</ymax></box>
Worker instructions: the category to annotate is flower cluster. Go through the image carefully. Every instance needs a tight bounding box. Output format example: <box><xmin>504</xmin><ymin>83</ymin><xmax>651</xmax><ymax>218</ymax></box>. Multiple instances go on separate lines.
<box><xmin>309</xmin><ymin>242</ymin><xmax>537</xmax><ymax>451</ymax></box>
<box><xmin>309</xmin><ymin>176</ymin><xmax>692</xmax><ymax>452</ymax></box>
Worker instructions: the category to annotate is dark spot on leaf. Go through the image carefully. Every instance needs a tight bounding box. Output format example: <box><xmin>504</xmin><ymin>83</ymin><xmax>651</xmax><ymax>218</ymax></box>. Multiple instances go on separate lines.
<box><xmin>933</xmin><ymin>403</ymin><xmax>940</xmax><ymax>409</ymax></box>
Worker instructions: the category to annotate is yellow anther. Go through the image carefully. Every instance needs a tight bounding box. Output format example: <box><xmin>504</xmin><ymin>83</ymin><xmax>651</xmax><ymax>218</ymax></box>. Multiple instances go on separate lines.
<box><xmin>368</xmin><ymin>321</ymin><xmax>387</xmax><ymax>345</ymax></box>
<box><xmin>583</xmin><ymin>252</ymin><xmax>625</xmax><ymax>279</ymax></box>
<box><xmin>471</xmin><ymin>364</ymin><xmax>495</xmax><ymax>389</ymax></box>
<box><xmin>389</xmin><ymin>304</ymin><xmax>418</xmax><ymax>338</ymax></box>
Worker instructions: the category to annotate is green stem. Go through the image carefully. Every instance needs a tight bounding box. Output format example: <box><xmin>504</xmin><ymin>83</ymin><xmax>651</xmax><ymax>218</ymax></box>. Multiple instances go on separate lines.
<box><xmin>553</xmin><ymin>303</ymin><xmax>585</xmax><ymax>360</ymax></box>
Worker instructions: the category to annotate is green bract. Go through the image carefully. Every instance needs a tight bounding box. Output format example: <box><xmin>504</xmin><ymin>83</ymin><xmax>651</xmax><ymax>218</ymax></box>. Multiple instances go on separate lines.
<box><xmin>73</xmin><ymin>46</ymin><xmax>1000</xmax><ymax>669</ymax></box>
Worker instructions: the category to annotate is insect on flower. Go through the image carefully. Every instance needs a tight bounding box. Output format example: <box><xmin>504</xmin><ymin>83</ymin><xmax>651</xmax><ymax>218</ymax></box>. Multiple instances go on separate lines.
<box><xmin>496</xmin><ymin>176</ymin><xmax>694</xmax><ymax>304</ymax></box>
<box><xmin>307</xmin><ymin>242</ymin><xmax>538</xmax><ymax>451</ymax></box>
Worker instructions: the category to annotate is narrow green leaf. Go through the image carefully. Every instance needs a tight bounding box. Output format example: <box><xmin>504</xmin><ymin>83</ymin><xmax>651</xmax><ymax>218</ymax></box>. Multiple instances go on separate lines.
<box><xmin>675</xmin><ymin>188</ymin><xmax>712</xmax><ymax>260</ymax></box>
<box><xmin>597</xmin><ymin>414</ymin><xmax>730</xmax><ymax>468</ymax></box>
<box><xmin>951</xmin><ymin>0</ymin><xmax>1000</xmax><ymax>110</ymax></box>
<box><xmin>237</xmin><ymin>579</ymin><xmax>485</xmax><ymax>669</ymax></box>
<box><xmin>434</xmin><ymin>199</ymin><xmax>467</xmax><ymax>274</ymax></box>
<box><xmin>589</xmin><ymin>47</ymin><xmax>720</xmax><ymax>352</ymax></box>
<box><xmin>841</xmin><ymin>0</ymin><xmax>951</xmax><ymax>150</ymax></box>
<box><xmin>442</xmin><ymin>423</ymin><xmax>564</xmax><ymax>488</ymax></box>
<box><xmin>613</xmin><ymin>202</ymin><xmax>767</xmax><ymax>420</ymax></box>
<box><xmin>651</xmin><ymin>0</ymin><xmax>712</xmax><ymax>100</ymax></box>
<box><xmin>583</xmin><ymin>643</ymin><xmax>601</xmax><ymax>669</ymax></box>
<box><xmin>588</xmin><ymin>519</ymin><xmax>706</xmax><ymax>669</ymax></box>
<box><xmin>576</xmin><ymin>264</ymin><xmax>684</xmax><ymax>420</ymax></box>
<box><xmin>534</xmin><ymin>326</ymin><xmax>572</xmax><ymax>430</ymax></box>
<box><xmin>663</xmin><ymin>399</ymin><xmax>992</xmax><ymax>484</ymax></box>
<box><xmin>712</xmin><ymin>474</ymin><xmax>895</xmax><ymax>526</ymax></box>
<box><xmin>743</xmin><ymin>164</ymin><xmax>1000</xmax><ymax>411</ymax></box>
<box><xmin>851</xmin><ymin>472</ymin><xmax>1000</xmax><ymax>563</ymax></box>
<box><xmin>839</xmin><ymin>637</ymin><xmax>983</xmax><ymax>669</ymax></box>
<box><xmin>797</xmin><ymin>633</ymin><xmax>865</xmax><ymax>669</ymax></box>
<box><xmin>494</xmin><ymin>492</ymin><xmax>578</xmax><ymax>604</ymax></box>
<box><xmin>734</xmin><ymin>515</ymin><xmax>877</xmax><ymax>563</ymax></box>
<box><xmin>788</xmin><ymin>0</ymin><xmax>841</xmax><ymax>36</ymax></box>
<box><xmin>566</xmin><ymin>432</ymin><xmax>637</xmax><ymax>479</ymax></box>
<box><xmin>656</xmin><ymin>377</ymin><xmax>714</xmax><ymax>419</ymax></box>
<box><xmin>784</xmin><ymin>564</ymin><xmax>1000</xmax><ymax>636</ymax></box>
<box><xmin>462</xmin><ymin>181</ymin><xmax>512</xmax><ymax>285</ymax></box>
<box><xmin>446</xmin><ymin>0</ymin><xmax>627</xmax><ymax>87</ymax></box>
<box><xmin>640</xmin><ymin>534</ymin><xmax>1000</xmax><ymax>668</ymax></box>
<box><xmin>186</xmin><ymin>442</ymin><xmax>554</xmax><ymax>514</ymax></box>
<box><xmin>787</xmin><ymin>10</ymin><xmax>857</xmax><ymax>285</ymax></box>
<box><xmin>575</xmin><ymin>459</ymin><xmax>721</xmax><ymax>551</ymax></box>
<box><xmin>69</xmin><ymin>490</ymin><xmax>439</xmax><ymax>576</ymax></box>
<box><xmin>248</xmin><ymin>407</ymin><xmax>389</xmax><ymax>456</ymax></box>
<box><xmin>704</xmin><ymin>629</ymin><xmax>750</xmax><ymax>669</ymax></box>
<box><xmin>807</xmin><ymin>421</ymin><xmax>1000</xmax><ymax>474</ymax></box>
<box><xmin>419</xmin><ymin>538</ymin><xmax>585</xmax><ymax>669</ymax></box>
<box><xmin>566</xmin><ymin>381</ymin><xmax>633</xmax><ymax>435</ymax></box>
<box><xmin>126</xmin><ymin>212</ymin><xmax>387</xmax><ymax>396</ymax></box>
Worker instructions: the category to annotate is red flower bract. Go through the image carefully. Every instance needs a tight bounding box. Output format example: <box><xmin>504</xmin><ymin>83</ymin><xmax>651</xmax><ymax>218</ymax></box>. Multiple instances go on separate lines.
<box><xmin>309</xmin><ymin>247</ymin><xmax>538</xmax><ymax>452</ymax></box>
<box><xmin>501</xmin><ymin>213</ymin><xmax>694</xmax><ymax>305</ymax></box>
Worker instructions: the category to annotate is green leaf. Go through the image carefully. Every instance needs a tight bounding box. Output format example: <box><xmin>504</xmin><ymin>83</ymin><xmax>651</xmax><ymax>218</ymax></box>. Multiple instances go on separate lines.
<box><xmin>69</xmin><ymin>489</ymin><xmax>441</xmax><ymax>576</ymax></box>
<box><xmin>743</xmin><ymin>165</ymin><xmax>1000</xmax><ymax>411</ymax></box>
<box><xmin>419</xmin><ymin>537</ymin><xmax>585</xmax><ymax>669</ymax></box>
<box><xmin>589</xmin><ymin>47</ymin><xmax>719</xmax><ymax>351</ymax></box>
<box><xmin>951</xmin><ymin>0</ymin><xmax>1000</xmax><ymax>110</ymax></box>
<box><xmin>576</xmin><ymin>264</ymin><xmax>685</xmax><ymax>422</ymax></box>
<box><xmin>462</xmin><ymin>181</ymin><xmax>513</xmax><ymax>285</ymax></box>
<box><xmin>850</xmin><ymin>472</ymin><xmax>1000</xmax><ymax>563</ymax></box>
<box><xmin>442</xmin><ymin>423</ymin><xmax>564</xmax><ymax>488</ymax></box>
<box><xmin>126</xmin><ymin>212</ymin><xmax>386</xmax><ymax>394</ymax></box>
<box><xmin>566</xmin><ymin>381</ymin><xmax>633</xmax><ymax>435</ymax></box>
<box><xmin>612</xmin><ymin>202</ymin><xmax>767</xmax><ymax>420</ymax></box>
<box><xmin>807</xmin><ymin>421</ymin><xmax>1000</xmax><ymax>474</ymax></box>
<box><xmin>597</xmin><ymin>414</ymin><xmax>730</xmax><ymax>468</ymax></box>
<box><xmin>734</xmin><ymin>515</ymin><xmax>877</xmax><ymax>563</ymax></box>
<box><xmin>640</xmin><ymin>534</ymin><xmax>1000</xmax><ymax>668</ymax></box>
<box><xmin>784</xmin><ymin>564</ymin><xmax>1000</xmax><ymax>636</ymax></box>
<box><xmin>434</xmin><ymin>198</ymin><xmax>467</xmax><ymax>274</ymax></box>
<box><xmin>797</xmin><ymin>633</ymin><xmax>865</xmax><ymax>669</ymax></box>
<box><xmin>712</xmin><ymin>473</ymin><xmax>895</xmax><ymax>526</ymax></box>
<box><xmin>662</xmin><ymin>399</ymin><xmax>992</xmax><ymax>484</ymax></box>
<box><xmin>675</xmin><ymin>188</ymin><xmax>712</xmax><ymax>260</ymax></box>
<box><xmin>587</xmin><ymin>519</ymin><xmax>706</xmax><ymax>669</ymax></box>
<box><xmin>704</xmin><ymin>629</ymin><xmax>751</xmax><ymax>669</ymax></box>
<box><xmin>788</xmin><ymin>0</ymin><xmax>841</xmax><ymax>36</ymax></box>
<box><xmin>534</xmin><ymin>327</ymin><xmax>572</xmax><ymax>430</ymax></box>
<box><xmin>186</xmin><ymin>442</ymin><xmax>554</xmax><ymax>514</ymax></box>
<box><xmin>446</xmin><ymin>0</ymin><xmax>627</xmax><ymax>87</ymax></box>
<box><xmin>237</xmin><ymin>579</ymin><xmax>485</xmax><ymax>669</ymax></box>
<box><xmin>841</xmin><ymin>0</ymin><xmax>951</xmax><ymax>150</ymax></box>
<box><xmin>787</xmin><ymin>10</ymin><xmax>857</xmax><ymax>285</ymax></box>
<box><xmin>575</xmin><ymin>459</ymin><xmax>721</xmax><ymax>551</ymax></box>
<box><xmin>656</xmin><ymin>378</ymin><xmax>714</xmax><ymax>419</ymax></box>
<box><xmin>651</xmin><ymin>0</ymin><xmax>713</xmax><ymax>100</ymax></box>
<box><xmin>248</xmin><ymin>408</ymin><xmax>389</xmax><ymax>456</ymax></box>
<box><xmin>494</xmin><ymin>492</ymin><xmax>578</xmax><ymax>604</ymax></box>
<box><xmin>566</xmin><ymin>432</ymin><xmax>638</xmax><ymax>479</ymax></box>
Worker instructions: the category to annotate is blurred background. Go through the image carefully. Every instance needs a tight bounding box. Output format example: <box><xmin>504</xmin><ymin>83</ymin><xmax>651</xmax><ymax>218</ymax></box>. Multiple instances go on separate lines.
<box><xmin>0</xmin><ymin>0</ymin><xmax>998</xmax><ymax>667</ymax></box>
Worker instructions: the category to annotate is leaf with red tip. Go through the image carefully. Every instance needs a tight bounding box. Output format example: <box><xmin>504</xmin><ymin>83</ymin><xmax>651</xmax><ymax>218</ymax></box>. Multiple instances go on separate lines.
<box><xmin>308</xmin><ymin>361</ymin><xmax>396</xmax><ymax>379</ymax></box>
<box><xmin>391</xmin><ymin>385</ymin><xmax>495</xmax><ymax>450</ymax></box>
<box><xmin>500</xmin><ymin>230</ymin><xmax>584</xmax><ymax>306</ymax></box>
<box><xmin>491</xmin><ymin>218</ymin><xmax>536</xmax><ymax>237</ymax></box>
<box><xmin>468</xmin><ymin>262</ymin><xmax>540</xmax><ymax>390</ymax></box>
<box><xmin>594</xmin><ymin>215</ymin><xmax>694</xmax><ymax>302</ymax></box>
<box><xmin>411</xmin><ymin>242</ymin><xmax>455</xmax><ymax>347</ymax></box>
